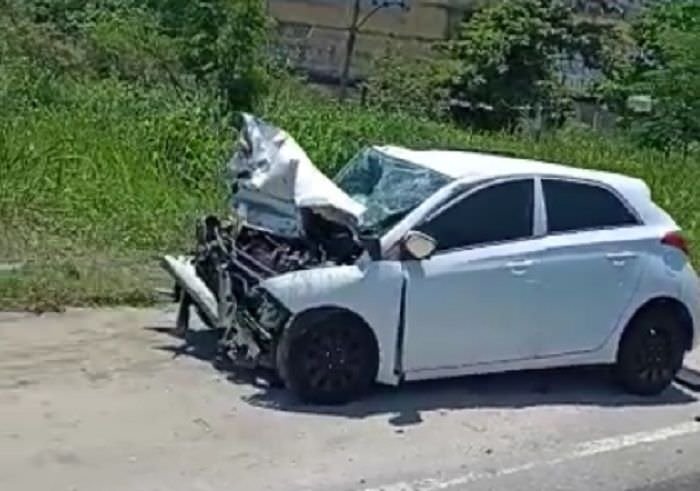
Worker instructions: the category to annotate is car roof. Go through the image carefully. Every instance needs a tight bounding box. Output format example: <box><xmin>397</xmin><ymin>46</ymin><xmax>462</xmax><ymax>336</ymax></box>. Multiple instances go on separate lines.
<box><xmin>374</xmin><ymin>144</ymin><xmax>652</xmax><ymax>205</ymax></box>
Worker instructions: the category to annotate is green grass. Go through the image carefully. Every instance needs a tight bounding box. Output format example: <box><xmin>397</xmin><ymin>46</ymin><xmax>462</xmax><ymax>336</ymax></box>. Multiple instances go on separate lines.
<box><xmin>0</xmin><ymin>75</ymin><xmax>231</xmax><ymax>310</ymax></box>
<box><xmin>1</xmin><ymin>76</ymin><xmax>699</xmax><ymax>311</ymax></box>
<box><xmin>0</xmin><ymin>253</ymin><xmax>164</xmax><ymax>312</ymax></box>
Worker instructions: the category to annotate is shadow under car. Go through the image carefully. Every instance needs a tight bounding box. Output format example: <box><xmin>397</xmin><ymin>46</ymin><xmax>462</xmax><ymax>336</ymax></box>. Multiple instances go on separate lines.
<box><xmin>148</xmin><ymin>324</ymin><xmax>698</xmax><ymax>427</ymax></box>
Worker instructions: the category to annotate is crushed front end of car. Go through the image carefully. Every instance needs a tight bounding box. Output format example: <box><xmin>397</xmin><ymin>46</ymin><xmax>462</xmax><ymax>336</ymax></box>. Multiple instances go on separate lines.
<box><xmin>161</xmin><ymin>114</ymin><xmax>370</xmax><ymax>371</ymax></box>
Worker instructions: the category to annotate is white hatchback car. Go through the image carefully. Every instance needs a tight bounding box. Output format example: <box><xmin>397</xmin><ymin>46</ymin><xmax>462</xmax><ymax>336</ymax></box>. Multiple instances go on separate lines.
<box><xmin>163</xmin><ymin>116</ymin><xmax>700</xmax><ymax>404</ymax></box>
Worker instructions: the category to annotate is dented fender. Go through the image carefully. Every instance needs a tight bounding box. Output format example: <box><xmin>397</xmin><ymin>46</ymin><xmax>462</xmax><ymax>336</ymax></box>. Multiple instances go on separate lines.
<box><xmin>260</xmin><ymin>261</ymin><xmax>406</xmax><ymax>385</ymax></box>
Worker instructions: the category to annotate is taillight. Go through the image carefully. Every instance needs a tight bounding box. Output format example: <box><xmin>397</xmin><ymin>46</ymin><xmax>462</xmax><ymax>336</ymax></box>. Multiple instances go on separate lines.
<box><xmin>662</xmin><ymin>231</ymin><xmax>690</xmax><ymax>255</ymax></box>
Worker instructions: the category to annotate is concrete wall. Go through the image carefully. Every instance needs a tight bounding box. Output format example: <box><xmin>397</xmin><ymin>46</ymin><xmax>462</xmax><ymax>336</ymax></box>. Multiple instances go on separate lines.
<box><xmin>268</xmin><ymin>0</ymin><xmax>652</xmax><ymax>82</ymax></box>
<box><xmin>268</xmin><ymin>0</ymin><xmax>650</xmax><ymax>132</ymax></box>
<box><xmin>269</xmin><ymin>0</ymin><xmax>451</xmax><ymax>39</ymax></box>
<box><xmin>268</xmin><ymin>0</ymin><xmax>453</xmax><ymax>79</ymax></box>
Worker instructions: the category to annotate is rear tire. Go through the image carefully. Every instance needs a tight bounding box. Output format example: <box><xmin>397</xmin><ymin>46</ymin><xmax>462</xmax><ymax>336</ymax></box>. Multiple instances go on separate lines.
<box><xmin>277</xmin><ymin>311</ymin><xmax>378</xmax><ymax>405</ymax></box>
<box><xmin>615</xmin><ymin>308</ymin><xmax>686</xmax><ymax>396</ymax></box>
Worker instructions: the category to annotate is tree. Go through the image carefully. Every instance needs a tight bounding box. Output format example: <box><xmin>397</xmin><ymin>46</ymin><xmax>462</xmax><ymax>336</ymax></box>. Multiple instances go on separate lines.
<box><xmin>609</xmin><ymin>1</ymin><xmax>700</xmax><ymax>156</ymax></box>
<box><xmin>3</xmin><ymin>0</ymin><xmax>272</xmax><ymax>113</ymax></box>
<box><xmin>217</xmin><ymin>0</ymin><xmax>270</xmax><ymax>112</ymax></box>
<box><xmin>364</xmin><ymin>46</ymin><xmax>454</xmax><ymax>119</ymax></box>
<box><xmin>338</xmin><ymin>0</ymin><xmax>408</xmax><ymax>101</ymax></box>
<box><xmin>147</xmin><ymin>0</ymin><xmax>271</xmax><ymax>113</ymax></box>
<box><xmin>447</xmin><ymin>0</ymin><xmax>578</xmax><ymax>130</ymax></box>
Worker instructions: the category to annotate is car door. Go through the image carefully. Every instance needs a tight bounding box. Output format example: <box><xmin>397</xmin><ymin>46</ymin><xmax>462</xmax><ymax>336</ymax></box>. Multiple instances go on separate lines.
<box><xmin>531</xmin><ymin>178</ymin><xmax>646</xmax><ymax>357</ymax></box>
<box><xmin>401</xmin><ymin>178</ymin><xmax>545</xmax><ymax>373</ymax></box>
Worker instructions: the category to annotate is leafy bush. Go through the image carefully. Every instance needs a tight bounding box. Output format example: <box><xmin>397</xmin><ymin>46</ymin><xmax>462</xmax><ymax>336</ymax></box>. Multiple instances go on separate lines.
<box><xmin>447</xmin><ymin>0</ymin><xmax>578</xmax><ymax>130</ymax></box>
<box><xmin>362</xmin><ymin>46</ymin><xmax>453</xmax><ymax>120</ymax></box>
<box><xmin>607</xmin><ymin>0</ymin><xmax>700</xmax><ymax>155</ymax></box>
<box><xmin>1</xmin><ymin>0</ymin><xmax>270</xmax><ymax>111</ymax></box>
<box><xmin>146</xmin><ymin>0</ymin><xmax>271</xmax><ymax>112</ymax></box>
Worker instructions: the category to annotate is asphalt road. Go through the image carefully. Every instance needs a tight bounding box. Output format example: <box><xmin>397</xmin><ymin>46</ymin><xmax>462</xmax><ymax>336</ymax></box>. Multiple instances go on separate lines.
<box><xmin>1</xmin><ymin>307</ymin><xmax>699</xmax><ymax>491</ymax></box>
<box><xmin>360</xmin><ymin>426</ymin><xmax>700</xmax><ymax>491</ymax></box>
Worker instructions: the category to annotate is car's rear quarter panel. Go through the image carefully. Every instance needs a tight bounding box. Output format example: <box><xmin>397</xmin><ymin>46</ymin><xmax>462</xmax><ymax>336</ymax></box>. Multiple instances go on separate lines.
<box><xmin>601</xmin><ymin>236</ymin><xmax>696</xmax><ymax>357</ymax></box>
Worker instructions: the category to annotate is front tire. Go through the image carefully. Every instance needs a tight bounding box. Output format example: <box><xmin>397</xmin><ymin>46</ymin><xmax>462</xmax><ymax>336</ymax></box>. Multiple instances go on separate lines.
<box><xmin>277</xmin><ymin>311</ymin><xmax>378</xmax><ymax>405</ymax></box>
<box><xmin>616</xmin><ymin>308</ymin><xmax>686</xmax><ymax>396</ymax></box>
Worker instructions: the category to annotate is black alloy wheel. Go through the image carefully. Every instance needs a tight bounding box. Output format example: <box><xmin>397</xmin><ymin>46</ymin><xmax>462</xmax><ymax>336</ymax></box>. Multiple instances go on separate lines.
<box><xmin>616</xmin><ymin>308</ymin><xmax>686</xmax><ymax>396</ymax></box>
<box><xmin>278</xmin><ymin>312</ymin><xmax>378</xmax><ymax>405</ymax></box>
<box><xmin>302</xmin><ymin>325</ymin><xmax>366</xmax><ymax>392</ymax></box>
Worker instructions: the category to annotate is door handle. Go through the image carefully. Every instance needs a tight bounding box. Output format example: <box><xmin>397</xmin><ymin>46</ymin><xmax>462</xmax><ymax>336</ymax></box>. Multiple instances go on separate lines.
<box><xmin>606</xmin><ymin>251</ymin><xmax>637</xmax><ymax>266</ymax></box>
<box><xmin>506</xmin><ymin>260</ymin><xmax>533</xmax><ymax>275</ymax></box>
<box><xmin>606</xmin><ymin>251</ymin><xmax>637</xmax><ymax>260</ymax></box>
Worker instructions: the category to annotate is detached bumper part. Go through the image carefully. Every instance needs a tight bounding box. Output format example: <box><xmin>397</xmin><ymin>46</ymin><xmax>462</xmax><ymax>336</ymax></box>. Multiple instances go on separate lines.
<box><xmin>161</xmin><ymin>254</ymin><xmax>276</xmax><ymax>370</ymax></box>
<box><xmin>161</xmin><ymin>255</ymin><xmax>219</xmax><ymax>328</ymax></box>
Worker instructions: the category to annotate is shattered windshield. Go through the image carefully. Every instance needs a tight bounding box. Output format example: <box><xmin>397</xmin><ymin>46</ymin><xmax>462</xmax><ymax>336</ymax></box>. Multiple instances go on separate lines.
<box><xmin>334</xmin><ymin>148</ymin><xmax>452</xmax><ymax>234</ymax></box>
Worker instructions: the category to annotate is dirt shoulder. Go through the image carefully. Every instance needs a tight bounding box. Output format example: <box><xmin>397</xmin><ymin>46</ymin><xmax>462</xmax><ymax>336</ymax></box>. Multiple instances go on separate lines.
<box><xmin>0</xmin><ymin>256</ymin><xmax>168</xmax><ymax>311</ymax></box>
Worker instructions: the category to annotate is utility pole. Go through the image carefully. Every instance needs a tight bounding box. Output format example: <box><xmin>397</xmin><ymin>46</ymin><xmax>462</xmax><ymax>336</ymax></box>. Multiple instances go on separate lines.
<box><xmin>338</xmin><ymin>0</ymin><xmax>408</xmax><ymax>101</ymax></box>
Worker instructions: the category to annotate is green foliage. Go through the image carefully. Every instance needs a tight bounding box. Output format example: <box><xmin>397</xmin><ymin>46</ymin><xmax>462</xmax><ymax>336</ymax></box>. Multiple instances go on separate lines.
<box><xmin>146</xmin><ymin>0</ymin><xmax>271</xmax><ymax>112</ymax></box>
<box><xmin>3</xmin><ymin>72</ymin><xmax>700</xmax><ymax>309</ymax></box>
<box><xmin>608</xmin><ymin>1</ymin><xmax>700</xmax><ymax>155</ymax></box>
<box><xmin>572</xmin><ymin>19</ymin><xmax>635</xmax><ymax>91</ymax></box>
<box><xmin>363</xmin><ymin>45</ymin><xmax>454</xmax><ymax>120</ymax></box>
<box><xmin>2</xmin><ymin>0</ymin><xmax>700</xmax><ymax>310</ymax></box>
<box><xmin>86</xmin><ymin>7</ymin><xmax>182</xmax><ymax>85</ymax></box>
<box><xmin>447</xmin><ymin>0</ymin><xmax>578</xmax><ymax>130</ymax></box>
<box><xmin>629</xmin><ymin>30</ymin><xmax>699</xmax><ymax>156</ymax></box>
<box><xmin>16</xmin><ymin>0</ymin><xmax>141</xmax><ymax>32</ymax></box>
<box><xmin>633</xmin><ymin>0</ymin><xmax>700</xmax><ymax>63</ymax></box>
<box><xmin>0</xmin><ymin>78</ymin><xmax>231</xmax><ymax>251</ymax></box>
<box><xmin>1</xmin><ymin>0</ymin><xmax>270</xmax><ymax>111</ymax></box>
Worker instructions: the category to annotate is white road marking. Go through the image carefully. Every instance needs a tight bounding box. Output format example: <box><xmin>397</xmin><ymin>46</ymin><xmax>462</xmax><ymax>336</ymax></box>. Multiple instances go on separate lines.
<box><xmin>361</xmin><ymin>420</ymin><xmax>700</xmax><ymax>491</ymax></box>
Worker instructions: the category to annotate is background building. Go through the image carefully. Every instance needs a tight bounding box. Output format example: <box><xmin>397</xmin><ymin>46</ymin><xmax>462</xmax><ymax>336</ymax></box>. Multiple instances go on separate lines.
<box><xmin>268</xmin><ymin>0</ymin><xmax>464</xmax><ymax>82</ymax></box>
<box><xmin>269</xmin><ymin>0</ymin><xmax>654</xmax><ymax>129</ymax></box>
<box><xmin>269</xmin><ymin>0</ymin><xmax>652</xmax><ymax>84</ymax></box>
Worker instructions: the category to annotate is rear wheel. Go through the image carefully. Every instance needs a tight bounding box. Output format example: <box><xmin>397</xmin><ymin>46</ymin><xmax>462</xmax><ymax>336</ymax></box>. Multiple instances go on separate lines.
<box><xmin>278</xmin><ymin>311</ymin><xmax>378</xmax><ymax>405</ymax></box>
<box><xmin>616</xmin><ymin>308</ymin><xmax>686</xmax><ymax>396</ymax></box>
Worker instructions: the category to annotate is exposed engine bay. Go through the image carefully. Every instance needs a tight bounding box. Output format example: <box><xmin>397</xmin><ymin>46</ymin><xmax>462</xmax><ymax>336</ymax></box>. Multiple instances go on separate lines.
<box><xmin>162</xmin><ymin>113</ymin><xmax>446</xmax><ymax>377</ymax></box>
<box><xmin>163</xmin><ymin>114</ymin><xmax>375</xmax><ymax>372</ymax></box>
<box><xmin>174</xmin><ymin>215</ymin><xmax>363</xmax><ymax>371</ymax></box>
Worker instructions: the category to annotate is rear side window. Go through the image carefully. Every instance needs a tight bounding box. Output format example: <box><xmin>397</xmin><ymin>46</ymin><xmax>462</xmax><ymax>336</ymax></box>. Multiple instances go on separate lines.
<box><xmin>418</xmin><ymin>179</ymin><xmax>534</xmax><ymax>251</ymax></box>
<box><xmin>543</xmin><ymin>179</ymin><xmax>639</xmax><ymax>233</ymax></box>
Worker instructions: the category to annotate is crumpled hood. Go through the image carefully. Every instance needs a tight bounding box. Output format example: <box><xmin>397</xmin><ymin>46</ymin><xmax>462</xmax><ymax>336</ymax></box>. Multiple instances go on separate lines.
<box><xmin>228</xmin><ymin>114</ymin><xmax>365</xmax><ymax>237</ymax></box>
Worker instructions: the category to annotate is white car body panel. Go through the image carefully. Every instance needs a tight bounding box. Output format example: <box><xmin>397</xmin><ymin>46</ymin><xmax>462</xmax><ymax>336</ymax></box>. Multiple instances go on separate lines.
<box><xmin>401</xmin><ymin>233</ymin><xmax>698</xmax><ymax>383</ymax></box>
<box><xmin>376</xmin><ymin>145</ymin><xmax>650</xmax><ymax>196</ymax></box>
<box><xmin>162</xmin><ymin>255</ymin><xmax>218</xmax><ymax>325</ymax></box>
<box><xmin>178</xmin><ymin>127</ymin><xmax>699</xmax><ymax>386</ymax></box>
<box><xmin>259</xmin><ymin>153</ymin><xmax>699</xmax><ymax>384</ymax></box>
<box><xmin>527</xmin><ymin>228</ymin><xmax>648</xmax><ymax>357</ymax></box>
<box><xmin>402</xmin><ymin>238</ymin><xmax>547</xmax><ymax>372</ymax></box>
<box><xmin>261</xmin><ymin>261</ymin><xmax>405</xmax><ymax>385</ymax></box>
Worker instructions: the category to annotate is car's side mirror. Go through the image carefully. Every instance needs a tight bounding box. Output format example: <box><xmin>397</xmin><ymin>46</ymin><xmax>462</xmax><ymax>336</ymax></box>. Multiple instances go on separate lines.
<box><xmin>402</xmin><ymin>230</ymin><xmax>437</xmax><ymax>260</ymax></box>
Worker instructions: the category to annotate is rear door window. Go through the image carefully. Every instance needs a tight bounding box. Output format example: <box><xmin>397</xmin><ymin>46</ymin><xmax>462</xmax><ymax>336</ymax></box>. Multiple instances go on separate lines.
<box><xmin>543</xmin><ymin>179</ymin><xmax>639</xmax><ymax>233</ymax></box>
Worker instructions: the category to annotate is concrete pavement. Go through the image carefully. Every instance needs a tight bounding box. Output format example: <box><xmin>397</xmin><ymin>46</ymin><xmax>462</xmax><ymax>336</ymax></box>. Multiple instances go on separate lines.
<box><xmin>677</xmin><ymin>347</ymin><xmax>700</xmax><ymax>390</ymax></box>
<box><xmin>416</xmin><ymin>431</ymin><xmax>700</xmax><ymax>491</ymax></box>
<box><xmin>0</xmin><ymin>307</ymin><xmax>699</xmax><ymax>491</ymax></box>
